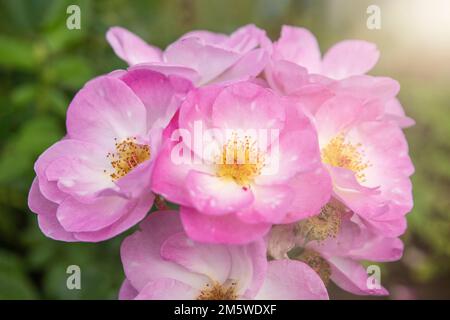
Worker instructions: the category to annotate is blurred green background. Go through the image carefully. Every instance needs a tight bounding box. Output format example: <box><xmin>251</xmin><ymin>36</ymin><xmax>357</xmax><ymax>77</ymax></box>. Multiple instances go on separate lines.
<box><xmin>0</xmin><ymin>0</ymin><xmax>449</xmax><ymax>299</ymax></box>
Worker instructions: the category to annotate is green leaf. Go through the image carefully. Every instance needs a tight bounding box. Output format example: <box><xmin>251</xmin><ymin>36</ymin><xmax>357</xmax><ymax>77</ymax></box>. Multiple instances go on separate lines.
<box><xmin>0</xmin><ymin>35</ymin><xmax>37</xmax><ymax>71</ymax></box>
<box><xmin>0</xmin><ymin>250</ymin><xmax>38</xmax><ymax>299</ymax></box>
<box><xmin>43</xmin><ymin>26</ymin><xmax>86</xmax><ymax>54</ymax></box>
<box><xmin>46</xmin><ymin>56</ymin><xmax>94</xmax><ymax>89</ymax></box>
<box><xmin>11</xmin><ymin>83</ymin><xmax>38</xmax><ymax>108</ymax></box>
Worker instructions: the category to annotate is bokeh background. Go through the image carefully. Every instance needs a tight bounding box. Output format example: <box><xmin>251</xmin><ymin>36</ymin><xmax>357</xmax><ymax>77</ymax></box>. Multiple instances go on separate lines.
<box><xmin>0</xmin><ymin>0</ymin><xmax>449</xmax><ymax>299</ymax></box>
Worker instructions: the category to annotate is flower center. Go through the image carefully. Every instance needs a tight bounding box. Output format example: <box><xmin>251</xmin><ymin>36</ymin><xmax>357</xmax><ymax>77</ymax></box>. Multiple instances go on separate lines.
<box><xmin>321</xmin><ymin>133</ymin><xmax>370</xmax><ymax>182</ymax></box>
<box><xmin>295</xmin><ymin>200</ymin><xmax>344</xmax><ymax>242</ymax></box>
<box><xmin>215</xmin><ymin>134</ymin><xmax>264</xmax><ymax>187</ymax></box>
<box><xmin>297</xmin><ymin>249</ymin><xmax>331</xmax><ymax>286</ymax></box>
<box><xmin>197</xmin><ymin>280</ymin><xmax>238</xmax><ymax>300</ymax></box>
<box><xmin>106</xmin><ymin>137</ymin><xmax>150</xmax><ymax>181</ymax></box>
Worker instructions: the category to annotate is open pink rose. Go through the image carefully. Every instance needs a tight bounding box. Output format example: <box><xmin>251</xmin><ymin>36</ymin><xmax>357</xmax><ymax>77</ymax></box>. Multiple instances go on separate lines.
<box><xmin>28</xmin><ymin>69</ymin><xmax>192</xmax><ymax>242</ymax></box>
<box><xmin>107</xmin><ymin>25</ymin><xmax>270</xmax><ymax>86</ymax></box>
<box><xmin>311</xmin><ymin>95</ymin><xmax>414</xmax><ymax>237</ymax></box>
<box><xmin>119</xmin><ymin>210</ymin><xmax>329</xmax><ymax>300</ymax></box>
<box><xmin>151</xmin><ymin>81</ymin><xmax>331</xmax><ymax>244</ymax></box>
<box><xmin>268</xmin><ymin>200</ymin><xmax>404</xmax><ymax>296</ymax></box>
<box><xmin>267</xmin><ymin>57</ymin><xmax>414</xmax><ymax>237</ymax></box>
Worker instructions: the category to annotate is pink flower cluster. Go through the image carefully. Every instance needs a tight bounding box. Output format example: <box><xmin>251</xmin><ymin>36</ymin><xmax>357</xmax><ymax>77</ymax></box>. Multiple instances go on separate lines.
<box><xmin>28</xmin><ymin>25</ymin><xmax>414</xmax><ymax>300</ymax></box>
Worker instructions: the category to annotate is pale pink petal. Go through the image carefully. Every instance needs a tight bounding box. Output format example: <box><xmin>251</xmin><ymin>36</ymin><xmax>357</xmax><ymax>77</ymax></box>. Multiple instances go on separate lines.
<box><xmin>289</xmin><ymin>82</ymin><xmax>334</xmax><ymax>115</ymax></box>
<box><xmin>135</xmin><ymin>278</ymin><xmax>198</xmax><ymax>300</ymax></box>
<box><xmin>106</xmin><ymin>27</ymin><xmax>162</xmax><ymax>65</ymax></box>
<box><xmin>265</xmin><ymin>60</ymin><xmax>310</xmax><ymax>95</ymax></box>
<box><xmin>180</xmin><ymin>206</ymin><xmax>271</xmax><ymax>244</ymax></box>
<box><xmin>339</xmin><ymin>121</ymin><xmax>414</xmax><ymax>237</ymax></box>
<box><xmin>128</xmin><ymin>63</ymin><xmax>201</xmax><ymax>84</ymax></box>
<box><xmin>178</xmin><ymin>86</ymin><xmax>222</xmax><ymax>136</ymax></box>
<box><xmin>35</xmin><ymin>179</ymin><xmax>65</xmax><ymax>205</ymax></box>
<box><xmin>28</xmin><ymin>179</ymin><xmax>77</xmax><ymax>242</ymax></box>
<box><xmin>56</xmin><ymin>195</ymin><xmax>128</xmax><ymax>232</ymax></box>
<box><xmin>227</xmin><ymin>240</ymin><xmax>268</xmax><ymax>298</ymax></box>
<box><xmin>121</xmin><ymin>211</ymin><xmax>208</xmax><ymax>291</ymax></box>
<box><xmin>237</xmin><ymin>184</ymin><xmax>293</xmax><ymax>224</ymax></box>
<box><xmin>73</xmin><ymin>192</ymin><xmax>154</xmax><ymax>242</ymax></box>
<box><xmin>211</xmin><ymin>82</ymin><xmax>285</xmax><ymax>131</ymax></box>
<box><xmin>358</xmin><ymin>122</ymin><xmax>413</xmax><ymax>171</ymax></box>
<box><xmin>315</xmin><ymin>95</ymin><xmax>369</xmax><ymax>143</ymax></box>
<box><xmin>186</xmin><ymin>171</ymin><xmax>254</xmax><ymax>215</ymax></box>
<box><xmin>120</xmin><ymin>68</ymin><xmax>192</xmax><ymax>129</ymax></box>
<box><xmin>274</xmin><ymin>26</ymin><xmax>321</xmax><ymax>73</ymax></box>
<box><xmin>328</xmin><ymin>166</ymin><xmax>391</xmax><ymax>233</ymax></box>
<box><xmin>118</xmin><ymin>280</ymin><xmax>138</xmax><ymax>300</ymax></box>
<box><xmin>359</xmin><ymin>121</ymin><xmax>414</xmax><ymax>185</ymax></box>
<box><xmin>37</xmin><ymin>213</ymin><xmax>77</xmax><ymax>242</ymax></box>
<box><xmin>255</xmin><ymin>260</ymin><xmax>329</xmax><ymax>300</ymax></box>
<box><xmin>114</xmin><ymin>158</ymin><xmax>154</xmax><ymax>199</ymax></box>
<box><xmin>41</xmin><ymin>140</ymin><xmax>113</xmax><ymax>200</ymax></box>
<box><xmin>360</xmin><ymin>215</ymin><xmax>408</xmax><ymax>238</ymax></box>
<box><xmin>256</xmin><ymin>110</ymin><xmax>321</xmax><ymax>185</ymax></box>
<box><xmin>322</xmin><ymin>40</ymin><xmax>380</xmax><ymax>79</ymax></box>
<box><xmin>326</xmin><ymin>164</ymin><xmax>409</xmax><ymax>238</ymax></box>
<box><xmin>66</xmin><ymin>76</ymin><xmax>147</xmax><ymax>149</ymax></box>
<box><xmin>383</xmin><ymin>98</ymin><xmax>415</xmax><ymax>128</ymax></box>
<box><xmin>151</xmin><ymin>143</ymin><xmax>198</xmax><ymax>207</ymax></box>
<box><xmin>164</xmin><ymin>37</ymin><xmax>240</xmax><ymax>85</ymax></box>
<box><xmin>329</xmin><ymin>257</ymin><xmax>388</xmax><ymax>295</ymax></box>
<box><xmin>28</xmin><ymin>178</ymin><xmax>56</xmax><ymax>216</ymax></box>
<box><xmin>331</xmin><ymin>75</ymin><xmax>400</xmax><ymax>103</ymax></box>
<box><xmin>180</xmin><ymin>30</ymin><xmax>228</xmax><ymax>44</ymax></box>
<box><xmin>328</xmin><ymin>166</ymin><xmax>379</xmax><ymax>197</ymax></box>
<box><xmin>160</xmin><ymin>232</ymin><xmax>232</xmax><ymax>283</ymax></box>
<box><xmin>224</xmin><ymin>24</ymin><xmax>267</xmax><ymax>53</ymax></box>
<box><xmin>282</xmin><ymin>167</ymin><xmax>332</xmax><ymax>223</ymax></box>
<box><xmin>33</xmin><ymin>139</ymin><xmax>104</xmax><ymax>204</ymax></box>
<box><xmin>349</xmin><ymin>234</ymin><xmax>404</xmax><ymax>262</ymax></box>
<box><xmin>211</xmin><ymin>48</ymin><xmax>268</xmax><ymax>84</ymax></box>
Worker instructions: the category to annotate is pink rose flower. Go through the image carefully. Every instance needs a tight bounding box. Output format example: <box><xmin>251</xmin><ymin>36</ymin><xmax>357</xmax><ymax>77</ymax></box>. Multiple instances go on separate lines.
<box><xmin>268</xmin><ymin>199</ymin><xmax>404</xmax><ymax>296</ymax></box>
<box><xmin>266</xmin><ymin>25</ymin><xmax>414</xmax><ymax>128</ymax></box>
<box><xmin>151</xmin><ymin>81</ymin><xmax>332</xmax><ymax>244</ymax></box>
<box><xmin>267</xmin><ymin>43</ymin><xmax>414</xmax><ymax>237</ymax></box>
<box><xmin>271</xmin><ymin>25</ymin><xmax>379</xmax><ymax>79</ymax></box>
<box><xmin>119</xmin><ymin>210</ymin><xmax>329</xmax><ymax>300</ymax></box>
<box><xmin>311</xmin><ymin>94</ymin><xmax>414</xmax><ymax>237</ymax></box>
<box><xmin>28</xmin><ymin>69</ymin><xmax>191</xmax><ymax>242</ymax></box>
<box><xmin>107</xmin><ymin>25</ymin><xmax>271</xmax><ymax>86</ymax></box>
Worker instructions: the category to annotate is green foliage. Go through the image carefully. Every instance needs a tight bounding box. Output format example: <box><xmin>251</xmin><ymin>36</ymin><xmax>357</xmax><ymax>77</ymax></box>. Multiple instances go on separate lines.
<box><xmin>0</xmin><ymin>0</ymin><xmax>128</xmax><ymax>299</ymax></box>
<box><xmin>0</xmin><ymin>35</ymin><xmax>38</xmax><ymax>71</ymax></box>
<box><xmin>400</xmin><ymin>82</ymin><xmax>450</xmax><ymax>282</ymax></box>
<box><xmin>0</xmin><ymin>250</ymin><xmax>38</xmax><ymax>299</ymax></box>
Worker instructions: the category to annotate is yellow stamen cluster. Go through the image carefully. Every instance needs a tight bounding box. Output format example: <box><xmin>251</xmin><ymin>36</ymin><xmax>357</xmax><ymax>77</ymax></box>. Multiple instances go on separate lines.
<box><xmin>216</xmin><ymin>134</ymin><xmax>264</xmax><ymax>187</ymax></box>
<box><xmin>197</xmin><ymin>281</ymin><xmax>238</xmax><ymax>300</ymax></box>
<box><xmin>297</xmin><ymin>249</ymin><xmax>331</xmax><ymax>285</ymax></box>
<box><xmin>106</xmin><ymin>137</ymin><xmax>150</xmax><ymax>181</ymax></box>
<box><xmin>295</xmin><ymin>201</ymin><xmax>344</xmax><ymax>242</ymax></box>
<box><xmin>321</xmin><ymin>133</ymin><xmax>370</xmax><ymax>182</ymax></box>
